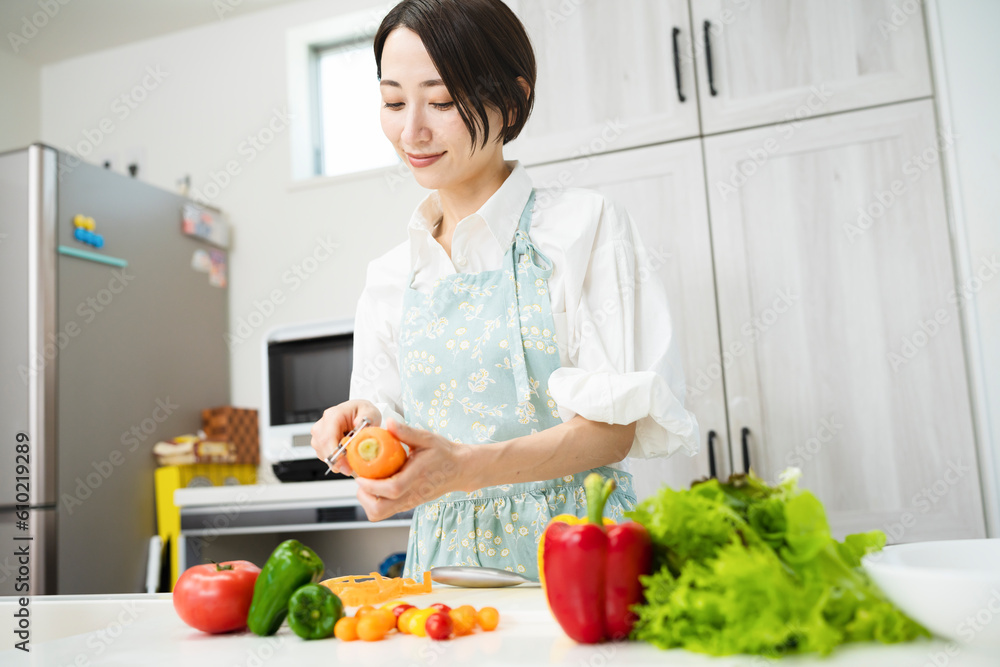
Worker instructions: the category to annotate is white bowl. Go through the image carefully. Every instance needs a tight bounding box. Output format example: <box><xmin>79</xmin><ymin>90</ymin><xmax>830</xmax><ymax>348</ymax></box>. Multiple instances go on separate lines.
<box><xmin>862</xmin><ymin>539</ymin><xmax>1000</xmax><ymax>648</ymax></box>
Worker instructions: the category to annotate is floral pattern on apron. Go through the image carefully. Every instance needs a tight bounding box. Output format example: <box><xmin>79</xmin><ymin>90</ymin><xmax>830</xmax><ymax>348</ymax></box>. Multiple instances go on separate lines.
<box><xmin>397</xmin><ymin>188</ymin><xmax>636</xmax><ymax>581</ymax></box>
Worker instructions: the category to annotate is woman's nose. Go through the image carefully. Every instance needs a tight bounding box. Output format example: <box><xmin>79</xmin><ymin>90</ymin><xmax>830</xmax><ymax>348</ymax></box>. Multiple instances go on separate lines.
<box><xmin>400</xmin><ymin>106</ymin><xmax>430</xmax><ymax>146</ymax></box>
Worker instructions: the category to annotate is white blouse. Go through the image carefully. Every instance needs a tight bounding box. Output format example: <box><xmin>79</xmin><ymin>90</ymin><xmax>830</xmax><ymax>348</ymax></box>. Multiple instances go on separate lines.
<box><xmin>349</xmin><ymin>160</ymin><xmax>700</xmax><ymax>462</ymax></box>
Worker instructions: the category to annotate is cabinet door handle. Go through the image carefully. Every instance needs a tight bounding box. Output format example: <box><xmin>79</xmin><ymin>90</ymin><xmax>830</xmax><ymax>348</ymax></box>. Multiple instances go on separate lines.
<box><xmin>672</xmin><ymin>27</ymin><xmax>686</xmax><ymax>103</ymax></box>
<box><xmin>703</xmin><ymin>20</ymin><xmax>718</xmax><ymax>96</ymax></box>
<box><xmin>741</xmin><ymin>426</ymin><xmax>752</xmax><ymax>473</ymax></box>
<box><xmin>707</xmin><ymin>429</ymin><xmax>718</xmax><ymax>478</ymax></box>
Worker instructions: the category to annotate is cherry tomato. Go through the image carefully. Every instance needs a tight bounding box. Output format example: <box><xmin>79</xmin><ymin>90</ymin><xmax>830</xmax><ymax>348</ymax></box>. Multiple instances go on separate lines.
<box><xmin>477</xmin><ymin>606</ymin><xmax>500</xmax><ymax>631</ymax></box>
<box><xmin>391</xmin><ymin>603</ymin><xmax>415</xmax><ymax>619</ymax></box>
<box><xmin>370</xmin><ymin>608</ymin><xmax>396</xmax><ymax>634</ymax></box>
<box><xmin>357</xmin><ymin>613</ymin><xmax>388</xmax><ymax>641</ymax></box>
<box><xmin>334</xmin><ymin>616</ymin><xmax>358</xmax><ymax>641</ymax></box>
<box><xmin>409</xmin><ymin>608</ymin><xmax>436</xmax><ymax>637</ymax></box>
<box><xmin>425</xmin><ymin>611</ymin><xmax>454</xmax><ymax>640</ymax></box>
<box><xmin>430</xmin><ymin>602</ymin><xmax>452</xmax><ymax>613</ymax></box>
<box><xmin>173</xmin><ymin>560</ymin><xmax>260</xmax><ymax>634</ymax></box>
<box><xmin>355</xmin><ymin>604</ymin><xmax>375</xmax><ymax>618</ymax></box>
<box><xmin>449</xmin><ymin>607</ymin><xmax>476</xmax><ymax>636</ymax></box>
<box><xmin>397</xmin><ymin>607</ymin><xmax>420</xmax><ymax>634</ymax></box>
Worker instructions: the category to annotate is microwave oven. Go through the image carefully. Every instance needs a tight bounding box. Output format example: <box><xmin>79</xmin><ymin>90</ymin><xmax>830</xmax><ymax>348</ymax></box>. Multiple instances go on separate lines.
<box><xmin>261</xmin><ymin>318</ymin><xmax>355</xmax><ymax>481</ymax></box>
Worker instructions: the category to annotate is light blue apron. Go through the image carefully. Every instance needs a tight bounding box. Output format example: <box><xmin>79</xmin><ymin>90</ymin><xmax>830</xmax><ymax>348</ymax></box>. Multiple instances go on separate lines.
<box><xmin>397</xmin><ymin>188</ymin><xmax>636</xmax><ymax>581</ymax></box>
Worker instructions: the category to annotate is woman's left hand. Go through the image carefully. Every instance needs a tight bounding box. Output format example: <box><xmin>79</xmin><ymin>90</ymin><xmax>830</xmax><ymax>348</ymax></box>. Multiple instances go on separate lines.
<box><xmin>354</xmin><ymin>419</ymin><xmax>472</xmax><ymax>521</ymax></box>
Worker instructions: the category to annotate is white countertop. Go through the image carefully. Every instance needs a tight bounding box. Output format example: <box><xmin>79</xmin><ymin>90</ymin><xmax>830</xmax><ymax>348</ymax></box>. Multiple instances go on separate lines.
<box><xmin>175</xmin><ymin>479</ymin><xmax>359</xmax><ymax>508</ymax></box>
<box><xmin>1</xmin><ymin>587</ymin><xmax>995</xmax><ymax>666</ymax></box>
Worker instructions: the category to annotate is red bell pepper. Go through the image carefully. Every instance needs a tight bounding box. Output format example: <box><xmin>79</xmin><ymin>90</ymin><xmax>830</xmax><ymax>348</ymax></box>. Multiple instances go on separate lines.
<box><xmin>541</xmin><ymin>473</ymin><xmax>652</xmax><ymax>643</ymax></box>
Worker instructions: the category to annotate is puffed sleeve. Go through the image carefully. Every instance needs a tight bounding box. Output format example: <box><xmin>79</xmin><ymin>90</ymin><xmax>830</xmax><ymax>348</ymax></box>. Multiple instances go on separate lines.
<box><xmin>546</xmin><ymin>195</ymin><xmax>700</xmax><ymax>459</ymax></box>
<box><xmin>349</xmin><ymin>247</ymin><xmax>407</xmax><ymax>427</ymax></box>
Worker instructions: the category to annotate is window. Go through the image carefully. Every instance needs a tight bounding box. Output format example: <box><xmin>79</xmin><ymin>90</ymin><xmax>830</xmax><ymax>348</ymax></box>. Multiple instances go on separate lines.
<box><xmin>286</xmin><ymin>8</ymin><xmax>400</xmax><ymax>183</ymax></box>
<box><xmin>313</xmin><ymin>38</ymin><xmax>398</xmax><ymax>178</ymax></box>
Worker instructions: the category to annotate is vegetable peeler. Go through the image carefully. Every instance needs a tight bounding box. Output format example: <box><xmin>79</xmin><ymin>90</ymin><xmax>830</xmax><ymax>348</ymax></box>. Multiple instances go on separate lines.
<box><xmin>324</xmin><ymin>416</ymin><xmax>372</xmax><ymax>475</ymax></box>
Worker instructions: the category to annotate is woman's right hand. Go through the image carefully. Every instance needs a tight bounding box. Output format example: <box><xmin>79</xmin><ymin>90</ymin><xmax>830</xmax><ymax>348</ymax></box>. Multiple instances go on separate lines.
<box><xmin>310</xmin><ymin>399</ymin><xmax>382</xmax><ymax>477</ymax></box>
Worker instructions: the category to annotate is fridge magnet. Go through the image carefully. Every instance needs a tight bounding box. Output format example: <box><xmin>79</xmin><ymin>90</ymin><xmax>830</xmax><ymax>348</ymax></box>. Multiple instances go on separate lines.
<box><xmin>209</xmin><ymin>249</ymin><xmax>227</xmax><ymax>288</ymax></box>
<box><xmin>191</xmin><ymin>249</ymin><xmax>212</xmax><ymax>273</ymax></box>
<box><xmin>182</xmin><ymin>203</ymin><xmax>230</xmax><ymax>248</ymax></box>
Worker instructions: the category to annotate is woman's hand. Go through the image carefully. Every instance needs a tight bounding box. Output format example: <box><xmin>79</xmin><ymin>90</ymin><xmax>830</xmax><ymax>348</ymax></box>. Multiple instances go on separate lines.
<box><xmin>309</xmin><ymin>399</ymin><xmax>382</xmax><ymax>477</ymax></box>
<box><xmin>353</xmin><ymin>419</ymin><xmax>472</xmax><ymax>522</ymax></box>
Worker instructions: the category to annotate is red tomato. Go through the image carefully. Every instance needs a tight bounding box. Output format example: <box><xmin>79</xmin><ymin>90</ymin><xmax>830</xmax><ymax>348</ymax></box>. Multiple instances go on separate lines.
<box><xmin>430</xmin><ymin>602</ymin><xmax>451</xmax><ymax>613</ymax></box>
<box><xmin>173</xmin><ymin>560</ymin><xmax>260</xmax><ymax>634</ymax></box>
<box><xmin>425</xmin><ymin>611</ymin><xmax>454</xmax><ymax>640</ymax></box>
<box><xmin>392</xmin><ymin>603</ymin><xmax>415</xmax><ymax>619</ymax></box>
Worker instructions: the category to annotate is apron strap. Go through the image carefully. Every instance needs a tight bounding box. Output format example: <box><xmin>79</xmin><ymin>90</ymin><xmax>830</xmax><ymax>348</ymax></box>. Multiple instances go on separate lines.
<box><xmin>503</xmin><ymin>189</ymin><xmax>554</xmax><ymax>404</ymax></box>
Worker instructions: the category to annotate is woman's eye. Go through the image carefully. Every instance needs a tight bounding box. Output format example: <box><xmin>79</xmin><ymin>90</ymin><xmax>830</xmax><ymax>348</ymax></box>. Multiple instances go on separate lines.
<box><xmin>383</xmin><ymin>102</ymin><xmax>404</xmax><ymax>109</ymax></box>
<box><xmin>432</xmin><ymin>102</ymin><xmax>454</xmax><ymax>110</ymax></box>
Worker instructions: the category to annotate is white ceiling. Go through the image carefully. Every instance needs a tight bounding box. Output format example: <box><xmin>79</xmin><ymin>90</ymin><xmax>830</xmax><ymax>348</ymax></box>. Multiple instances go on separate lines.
<box><xmin>1</xmin><ymin>0</ymin><xmax>311</xmax><ymax>66</ymax></box>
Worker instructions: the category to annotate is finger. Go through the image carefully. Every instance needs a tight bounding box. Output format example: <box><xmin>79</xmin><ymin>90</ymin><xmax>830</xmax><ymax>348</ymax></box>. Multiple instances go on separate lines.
<box><xmin>355</xmin><ymin>475</ymin><xmax>402</xmax><ymax>501</ymax></box>
<box><xmin>334</xmin><ymin>459</ymin><xmax>355</xmax><ymax>477</ymax></box>
<box><xmin>357</xmin><ymin>488</ymin><xmax>397</xmax><ymax>522</ymax></box>
<box><xmin>385</xmin><ymin>419</ymin><xmax>438</xmax><ymax>450</ymax></box>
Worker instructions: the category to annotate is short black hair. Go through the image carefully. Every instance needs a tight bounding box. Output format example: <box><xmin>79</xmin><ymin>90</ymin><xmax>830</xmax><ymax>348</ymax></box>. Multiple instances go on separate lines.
<box><xmin>374</xmin><ymin>0</ymin><xmax>536</xmax><ymax>152</ymax></box>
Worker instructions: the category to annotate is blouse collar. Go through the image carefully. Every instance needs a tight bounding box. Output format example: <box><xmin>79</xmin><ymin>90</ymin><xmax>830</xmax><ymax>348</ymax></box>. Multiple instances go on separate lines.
<box><xmin>406</xmin><ymin>160</ymin><xmax>533</xmax><ymax>268</ymax></box>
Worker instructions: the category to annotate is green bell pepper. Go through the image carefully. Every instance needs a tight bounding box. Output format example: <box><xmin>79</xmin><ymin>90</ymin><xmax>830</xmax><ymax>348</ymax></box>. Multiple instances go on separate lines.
<box><xmin>287</xmin><ymin>584</ymin><xmax>343</xmax><ymax>640</ymax></box>
<box><xmin>247</xmin><ymin>539</ymin><xmax>325</xmax><ymax>636</ymax></box>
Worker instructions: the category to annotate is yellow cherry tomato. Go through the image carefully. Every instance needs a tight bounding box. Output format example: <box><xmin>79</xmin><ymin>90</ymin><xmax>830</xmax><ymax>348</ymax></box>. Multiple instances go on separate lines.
<box><xmin>380</xmin><ymin>599</ymin><xmax>409</xmax><ymax>611</ymax></box>
<box><xmin>397</xmin><ymin>607</ymin><xmax>420</xmax><ymax>634</ymax></box>
<box><xmin>409</xmin><ymin>608</ymin><xmax>436</xmax><ymax>637</ymax></box>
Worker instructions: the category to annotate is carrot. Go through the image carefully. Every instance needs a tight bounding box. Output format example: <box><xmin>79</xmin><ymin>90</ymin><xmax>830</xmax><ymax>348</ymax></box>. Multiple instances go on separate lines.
<box><xmin>346</xmin><ymin>427</ymin><xmax>406</xmax><ymax>479</ymax></box>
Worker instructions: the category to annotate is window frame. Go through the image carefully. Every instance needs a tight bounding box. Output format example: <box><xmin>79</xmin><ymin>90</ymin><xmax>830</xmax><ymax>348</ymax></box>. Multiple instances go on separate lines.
<box><xmin>286</xmin><ymin>6</ymin><xmax>403</xmax><ymax>189</ymax></box>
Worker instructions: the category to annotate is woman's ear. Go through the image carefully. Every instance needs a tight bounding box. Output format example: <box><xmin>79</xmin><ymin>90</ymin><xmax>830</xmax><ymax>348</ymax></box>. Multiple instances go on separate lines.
<box><xmin>508</xmin><ymin>76</ymin><xmax>532</xmax><ymax>125</ymax></box>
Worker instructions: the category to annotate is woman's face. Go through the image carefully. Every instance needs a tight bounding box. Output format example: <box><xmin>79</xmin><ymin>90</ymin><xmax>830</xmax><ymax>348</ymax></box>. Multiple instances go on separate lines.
<box><xmin>379</xmin><ymin>27</ymin><xmax>506</xmax><ymax>192</ymax></box>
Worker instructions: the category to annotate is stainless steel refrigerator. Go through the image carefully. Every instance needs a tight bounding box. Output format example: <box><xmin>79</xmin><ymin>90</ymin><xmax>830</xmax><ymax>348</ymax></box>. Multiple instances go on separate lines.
<box><xmin>0</xmin><ymin>144</ymin><xmax>230</xmax><ymax>595</ymax></box>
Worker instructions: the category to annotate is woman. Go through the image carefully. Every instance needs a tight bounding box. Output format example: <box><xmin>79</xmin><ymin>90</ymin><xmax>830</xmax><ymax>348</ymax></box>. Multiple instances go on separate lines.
<box><xmin>311</xmin><ymin>0</ymin><xmax>698</xmax><ymax>581</ymax></box>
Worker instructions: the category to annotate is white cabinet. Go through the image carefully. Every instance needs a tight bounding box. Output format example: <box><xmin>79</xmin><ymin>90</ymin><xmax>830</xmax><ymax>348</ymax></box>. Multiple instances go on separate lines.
<box><xmin>512</xmin><ymin>4</ymin><xmax>985</xmax><ymax>541</ymax></box>
<box><xmin>527</xmin><ymin>140</ymin><xmax>729</xmax><ymax>500</ymax></box>
<box><xmin>507</xmin><ymin>0</ymin><xmax>699</xmax><ymax>166</ymax></box>
<box><xmin>703</xmin><ymin>99</ymin><xmax>985</xmax><ymax>540</ymax></box>
<box><xmin>691</xmin><ymin>0</ymin><xmax>933</xmax><ymax>134</ymax></box>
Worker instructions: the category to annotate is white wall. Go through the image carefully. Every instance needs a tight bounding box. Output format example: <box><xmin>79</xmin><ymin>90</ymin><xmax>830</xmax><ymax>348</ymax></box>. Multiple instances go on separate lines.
<box><xmin>36</xmin><ymin>0</ymin><xmax>1000</xmax><ymax>506</ymax></box>
<box><xmin>39</xmin><ymin>0</ymin><xmax>428</xmax><ymax>421</ymax></box>
<box><xmin>0</xmin><ymin>49</ymin><xmax>40</xmax><ymax>152</ymax></box>
<box><xmin>934</xmin><ymin>0</ymin><xmax>1000</xmax><ymax>531</ymax></box>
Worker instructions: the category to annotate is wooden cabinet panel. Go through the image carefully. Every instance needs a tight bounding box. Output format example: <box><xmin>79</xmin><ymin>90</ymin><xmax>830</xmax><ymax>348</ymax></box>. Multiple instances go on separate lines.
<box><xmin>691</xmin><ymin>0</ymin><xmax>932</xmax><ymax>134</ymax></box>
<box><xmin>703</xmin><ymin>99</ymin><xmax>985</xmax><ymax>540</ymax></box>
<box><xmin>507</xmin><ymin>0</ymin><xmax>700</xmax><ymax>166</ymax></box>
<box><xmin>527</xmin><ymin>140</ymin><xmax>726</xmax><ymax>499</ymax></box>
